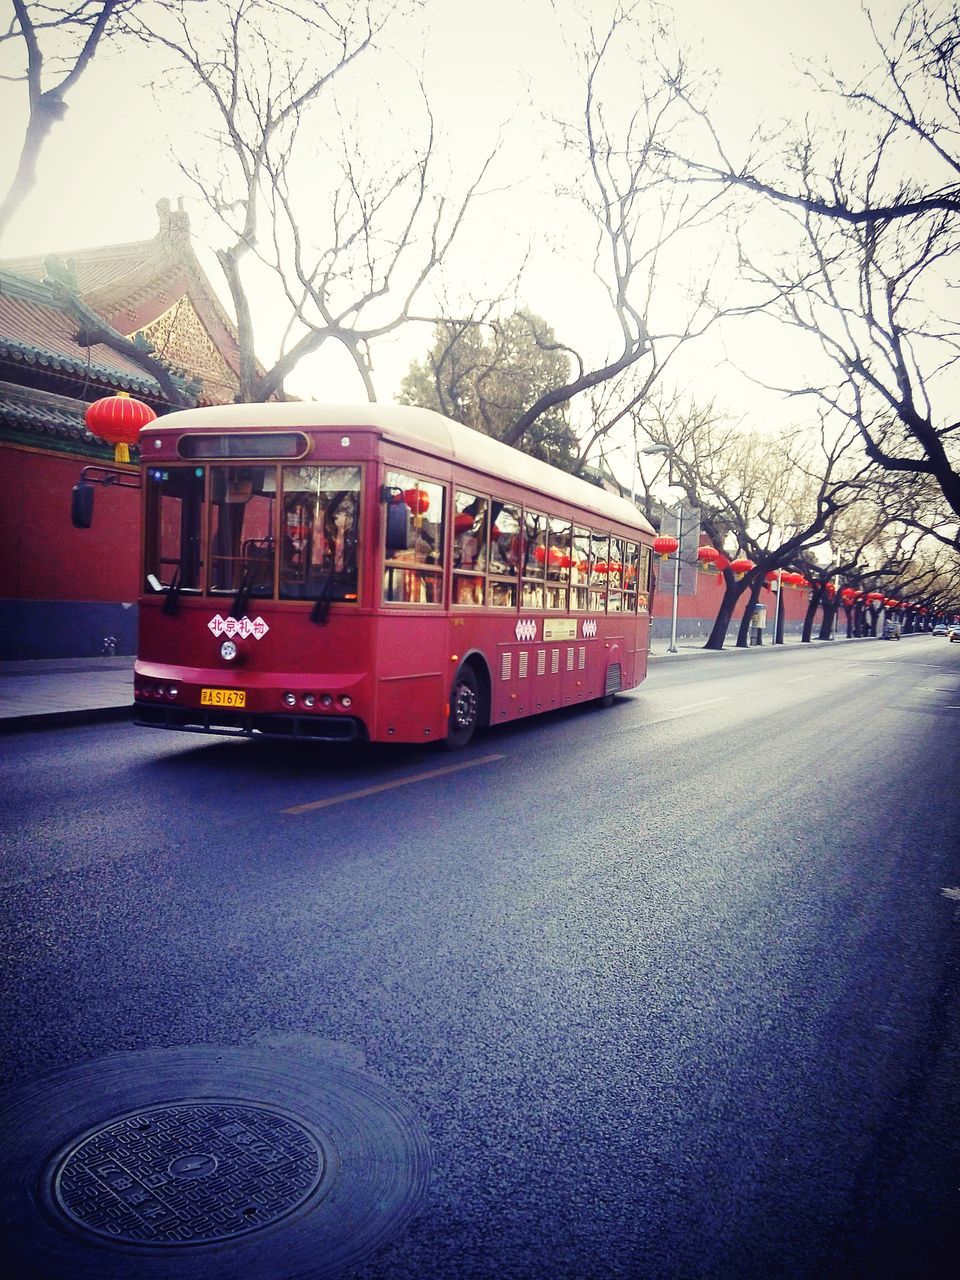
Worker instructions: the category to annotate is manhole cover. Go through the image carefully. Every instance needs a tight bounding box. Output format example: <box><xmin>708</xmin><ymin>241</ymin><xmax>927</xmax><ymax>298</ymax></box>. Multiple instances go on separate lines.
<box><xmin>0</xmin><ymin>1044</ymin><xmax>430</xmax><ymax>1279</ymax></box>
<box><xmin>49</xmin><ymin>1100</ymin><xmax>326</xmax><ymax>1245</ymax></box>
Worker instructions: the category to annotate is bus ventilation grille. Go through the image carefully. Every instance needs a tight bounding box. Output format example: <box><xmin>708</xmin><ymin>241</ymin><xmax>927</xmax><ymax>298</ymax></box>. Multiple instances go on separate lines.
<box><xmin>604</xmin><ymin>663</ymin><xmax>623</xmax><ymax>695</ymax></box>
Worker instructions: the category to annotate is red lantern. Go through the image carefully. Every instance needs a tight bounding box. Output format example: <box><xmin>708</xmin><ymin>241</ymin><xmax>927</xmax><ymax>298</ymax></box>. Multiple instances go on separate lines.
<box><xmin>84</xmin><ymin>392</ymin><xmax>157</xmax><ymax>462</ymax></box>
<box><xmin>402</xmin><ymin>488</ymin><xmax>430</xmax><ymax>516</ymax></box>
<box><xmin>697</xmin><ymin>546</ymin><xmax>720</xmax><ymax>572</ymax></box>
<box><xmin>730</xmin><ymin>557</ymin><xmax>754</xmax><ymax>579</ymax></box>
<box><xmin>454</xmin><ymin>513</ymin><xmax>474</xmax><ymax>533</ymax></box>
<box><xmin>653</xmin><ymin>535</ymin><xmax>679</xmax><ymax>561</ymax></box>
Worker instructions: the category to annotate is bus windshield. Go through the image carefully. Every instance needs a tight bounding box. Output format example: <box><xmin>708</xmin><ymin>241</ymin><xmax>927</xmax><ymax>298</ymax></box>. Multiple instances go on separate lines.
<box><xmin>144</xmin><ymin>463</ymin><xmax>361</xmax><ymax>602</ymax></box>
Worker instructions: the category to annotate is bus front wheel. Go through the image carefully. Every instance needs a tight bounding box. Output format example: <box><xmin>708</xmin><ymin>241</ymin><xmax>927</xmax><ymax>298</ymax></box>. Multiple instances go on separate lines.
<box><xmin>446</xmin><ymin>665</ymin><xmax>479</xmax><ymax>750</ymax></box>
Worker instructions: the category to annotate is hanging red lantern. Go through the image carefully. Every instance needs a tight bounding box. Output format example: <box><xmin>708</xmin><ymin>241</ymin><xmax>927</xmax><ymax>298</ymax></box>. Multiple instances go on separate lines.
<box><xmin>697</xmin><ymin>546</ymin><xmax>721</xmax><ymax>572</ymax></box>
<box><xmin>454</xmin><ymin>512</ymin><xmax>474</xmax><ymax>533</ymax></box>
<box><xmin>653</xmin><ymin>535</ymin><xmax>679</xmax><ymax>561</ymax></box>
<box><xmin>84</xmin><ymin>392</ymin><xmax>157</xmax><ymax>462</ymax></box>
<box><xmin>402</xmin><ymin>488</ymin><xmax>430</xmax><ymax>516</ymax></box>
<box><xmin>730</xmin><ymin>557</ymin><xmax>755</xmax><ymax>579</ymax></box>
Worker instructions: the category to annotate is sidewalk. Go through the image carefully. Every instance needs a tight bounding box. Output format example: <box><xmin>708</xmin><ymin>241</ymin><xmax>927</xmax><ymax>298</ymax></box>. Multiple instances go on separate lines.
<box><xmin>0</xmin><ymin>636</ymin><xmax>888</xmax><ymax>734</ymax></box>
<box><xmin>0</xmin><ymin>656</ymin><xmax>135</xmax><ymax>733</ymax></box>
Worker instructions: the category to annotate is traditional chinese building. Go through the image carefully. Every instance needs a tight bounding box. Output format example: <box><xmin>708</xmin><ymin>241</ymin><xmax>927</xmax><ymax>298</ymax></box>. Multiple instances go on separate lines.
<box><xmin>0</xmin><ymin>199</ymin><xmax>247</xmax><ymax>658</ymax></box>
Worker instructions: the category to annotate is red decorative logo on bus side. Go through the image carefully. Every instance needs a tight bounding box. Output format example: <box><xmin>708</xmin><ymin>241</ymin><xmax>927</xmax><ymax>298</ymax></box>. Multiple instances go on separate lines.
<box><xmin>207</xmin><ymin>614</ymin><xmax>270</xmax><ymax>640</ymax></box>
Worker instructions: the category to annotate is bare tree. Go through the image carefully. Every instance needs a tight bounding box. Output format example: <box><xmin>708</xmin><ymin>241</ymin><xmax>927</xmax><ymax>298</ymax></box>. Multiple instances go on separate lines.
<box><xmin>456</xmin><ymin>5</ymin><xmax>731</xmax><ymax>454</ymax></box>
<box><xmin>0</xmin><ymin>1</ymin><xmax>144</xmax><ymax>241</ymax></box>
<box><xmin>123</xmin><ymin>0</ymin><xmax>492</xmax><ymax>403</ymax></box>
<box><xmin>672</xmin><ymin>2</ymin><xmax>960</xmax><ymax>528</ymax></box>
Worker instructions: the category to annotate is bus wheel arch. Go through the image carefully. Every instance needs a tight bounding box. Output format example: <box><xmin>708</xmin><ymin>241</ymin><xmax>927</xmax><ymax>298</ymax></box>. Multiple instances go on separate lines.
<box><xmin>445</xmin><ymin>654</ymin><xmax>490</xmax><ymax>750</ymax></box>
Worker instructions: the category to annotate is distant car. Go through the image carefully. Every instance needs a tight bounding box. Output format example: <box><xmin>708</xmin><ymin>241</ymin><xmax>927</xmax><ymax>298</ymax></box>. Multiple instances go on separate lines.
<box><xmin>882</xmin><ymin>621</ymin><xmax>901</xmax><ymax>640</ymax></box>
<box><xmin>932</xmin><ymin>623</ymin><xmax>949</xmax><ymax>636</ymax></box>
<box><xmin>950</xmin><ymin>625</ymin><xmax>960</xmax><ymax>643</ymax></box>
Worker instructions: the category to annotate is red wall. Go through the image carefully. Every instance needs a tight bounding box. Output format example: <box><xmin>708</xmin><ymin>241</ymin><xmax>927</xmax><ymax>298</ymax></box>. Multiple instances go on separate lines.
<box><xmin>650</xmin><ymin>560</ymin><xmax>816</xmax><ymax>630</ymax></box>
<box><xmin>0</xmin><ymin>445</ymin><xmax>140</xmax><ymax>602</ymax></box>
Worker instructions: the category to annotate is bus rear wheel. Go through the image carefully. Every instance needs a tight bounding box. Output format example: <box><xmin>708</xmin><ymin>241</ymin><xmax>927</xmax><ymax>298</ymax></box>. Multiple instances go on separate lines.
<box><xmin>446</xmin><ymin>665</ymin><xmax>479</xmax><ymax>750</ymax></box>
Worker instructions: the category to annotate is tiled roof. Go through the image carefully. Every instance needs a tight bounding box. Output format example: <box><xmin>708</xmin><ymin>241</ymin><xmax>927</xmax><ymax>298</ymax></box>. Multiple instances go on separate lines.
<box><xmin>0</xmin><ymin>273</ymin><xmax>162</xmax><ymax>395</ymax></box>
<box><xmin>2</xmin><ymin>237</ymin><xmax>161</xmax><ymax>297</ymax></box>
<box><xmin>0</xmin><ymin>201</ymin><xmax>244</xmax><ymax>386</ymax></box>
<box><xmin>0</xmin><ymin>381</ymin><xmax>118</xmax><ymax>457</ymax></box>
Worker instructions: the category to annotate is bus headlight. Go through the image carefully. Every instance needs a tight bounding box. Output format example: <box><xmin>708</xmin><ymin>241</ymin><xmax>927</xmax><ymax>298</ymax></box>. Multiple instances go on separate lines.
<box><xmin>221</xmin><ymin>639</ymin><xmax>238</xmax><ymax>661</ymax></box>
<box><xmin>283</xmin><ymin>692</ymin><xmax>297</xmax><ymax>707</ymax></box>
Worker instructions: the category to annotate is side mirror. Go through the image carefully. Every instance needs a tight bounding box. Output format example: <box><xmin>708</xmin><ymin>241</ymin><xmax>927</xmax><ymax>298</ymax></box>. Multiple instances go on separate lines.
<box><xmin>71</xmin><ymin>481</ymin><xmax>94</xmax><ymax>528</ymax></box>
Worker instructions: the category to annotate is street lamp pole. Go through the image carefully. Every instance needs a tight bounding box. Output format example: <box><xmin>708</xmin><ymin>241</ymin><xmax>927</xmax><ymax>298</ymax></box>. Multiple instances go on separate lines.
<box><xmin>772</xmin><ymin>567</ymin><xmax>784</xmax><ymax>644</ymax></box>
<box><xmin>668</xmin><ymin>504</ymin><xmax>682</xmax><ymax>655</ymax></box>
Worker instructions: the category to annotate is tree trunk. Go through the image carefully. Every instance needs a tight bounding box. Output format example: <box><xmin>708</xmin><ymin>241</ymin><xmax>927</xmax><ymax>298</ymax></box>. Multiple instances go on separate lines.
<box><xmin>705</xmin><ymin>572</ymin><xmax>745</xmax><ymax>650</ymax></box>
<box><xmin>0</xmin><ymin>105</ymin><xmax>59</xmax><ymax>241</ymax></box>
<box><xmin>735</xmin><ymin>576</ymin><xmax>763</xmax><ymax>647</ymax></box>
<box><xmin>801</xmin><ymin>586</ymin><xmax>823</xmax><ymax>642</ymax></box>
<box><xmin>817</xmin><ymin>600</ymin><xmax>837</xmax><ymax>640</ymax></box>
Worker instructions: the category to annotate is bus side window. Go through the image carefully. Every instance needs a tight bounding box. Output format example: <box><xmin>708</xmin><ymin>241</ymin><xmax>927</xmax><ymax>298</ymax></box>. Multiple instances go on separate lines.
<box><xmin>639</xmin><ymin>545</ymin><xmax>652</xmax><ymax>610</ymax></box>
<box><xmin>546</xmin><ymin>518</ymin><xmax>571</xmax><ymax>611</ymax></box>
<box><xmin>453</xmin><ymin>491</ymin><xmax>488</xmax><ymax>607</ymax></box>
<box><xmin>571</xmin><ymin>528</ymin><xmax>590</xmax><ymax>612</ymax></box>
<box><xmin>488</xmin><ymin>501</ymin><xmax>521</xmax><ymax>608</ymax></box>
<box><xmin>623</xmin><ymin>542</ymin><xmax>638</xmax><ymax>612</ymax></box>
<box><xmin>383</xmin><ymin>472</ymin><xmax>446</xmax><ymax>605</ymax></box>
<box><xmin>521</xmin><ymin>511</ymin><xmax>546</xmax><ymax>610</ymax></box>
<box><xmin>607</xmin><ymin>538</ymin><xmax>625</xmax><ymax>612</ymax></box>
<box><xmin>590</xmin><ymin>532</ymin><xmax>609</xmax><ymax>612</ymax></box>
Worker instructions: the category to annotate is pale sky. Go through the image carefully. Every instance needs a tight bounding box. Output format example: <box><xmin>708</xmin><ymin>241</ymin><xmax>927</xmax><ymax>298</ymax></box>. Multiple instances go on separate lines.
<box><xmin>0</xmin><ymin>0</ymin><xmax>913</xmax><ymax>469</ymax></box>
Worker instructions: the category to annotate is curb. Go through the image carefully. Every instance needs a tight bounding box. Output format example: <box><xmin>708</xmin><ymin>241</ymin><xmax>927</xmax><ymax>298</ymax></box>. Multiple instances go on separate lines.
<box><xmin>0</xmin><ymin>705</ymin><xmax>134</xmax><ymax>735</ymax></box>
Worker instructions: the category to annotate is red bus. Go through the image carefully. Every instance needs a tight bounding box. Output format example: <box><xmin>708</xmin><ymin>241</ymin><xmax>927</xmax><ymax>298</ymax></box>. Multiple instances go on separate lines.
<box><xmin>127</xmin><ymin>402</ymin><xmax>655</xmax><ymax>748</ymax></box>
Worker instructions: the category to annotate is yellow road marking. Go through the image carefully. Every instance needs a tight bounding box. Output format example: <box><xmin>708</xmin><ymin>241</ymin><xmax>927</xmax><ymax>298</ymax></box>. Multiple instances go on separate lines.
<box><xmin>281</xmin><ymin>753</ymin><xmax>507</xmax><ymax>814</ymax></box>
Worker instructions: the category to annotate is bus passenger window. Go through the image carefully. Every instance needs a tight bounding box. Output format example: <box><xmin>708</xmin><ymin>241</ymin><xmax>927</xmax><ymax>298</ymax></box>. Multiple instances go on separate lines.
<box><xmin>546</xmin><ymin>518</ymin><xmax>571</xmax><ymax>611</ymax></box>
<box><xmin>571</xmin><ymin>528</ymin><xmax>590</xmax><ymax>612</ymax></box>
<box><xmin>590</xmin><ymin>532</ymin><xmax>610</xmax><ymax>612</ymax></box>
<box><xmin>383</xmin><ymin>472</ymin><xmax>446</xmax><ymax>605</ymax></box>
<box><xmin>623</xmin><ymin>542</ymin><xmax>639</xmax><ymax>611</ymax></box>
<box><xmin>638</xmin><ymin>545</ymin><xmax>652</xmax><ymax>610</ymax></box>
<box><xmin>522</xmin><ymin>511</ymin><xmax>547</xmax><ymax>609</ymax></box>
<box><xmin>280</xmin><ymin>465</ymin><xmax>361</xmax><ymax>602</ymax></box>
<box><xmin>488</xmin><ymin>502</ymin><xmax>521</xmax><ymax>608</ymax></box>
<box><xmin>607</xmin><ymin>538</ymin><xmax>625</xmax><ymax>611</ymax></box>
<box><xmin>453</xmin><ymin>491</ymin><xmax>488</xmax><ymax>607</ymax></box>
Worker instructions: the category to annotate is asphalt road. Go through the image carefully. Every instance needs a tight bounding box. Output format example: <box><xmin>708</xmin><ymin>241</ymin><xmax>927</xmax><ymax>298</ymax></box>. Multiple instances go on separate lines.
<box><xmin>2</xmin><ymin>636</ymin><xmax>959</xmax><ymax>1279</ymax></box>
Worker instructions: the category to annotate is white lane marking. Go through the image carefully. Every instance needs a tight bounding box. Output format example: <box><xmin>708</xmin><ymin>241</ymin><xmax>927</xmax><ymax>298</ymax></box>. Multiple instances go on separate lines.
<box><xmin>786</xmin><ymin>674</ymin><xmax>817</xmax><ymax>684</ymax></box>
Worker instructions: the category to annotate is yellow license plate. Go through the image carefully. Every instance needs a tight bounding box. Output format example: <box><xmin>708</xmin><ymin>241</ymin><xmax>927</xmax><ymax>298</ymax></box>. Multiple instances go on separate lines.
<box><xmin>201</xmin><ymin>687</ymin><xmax>246</xmax><ymax>708</ymax></box>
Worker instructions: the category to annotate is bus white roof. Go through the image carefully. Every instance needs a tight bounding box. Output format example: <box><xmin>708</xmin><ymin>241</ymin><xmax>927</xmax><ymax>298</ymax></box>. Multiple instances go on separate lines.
<box><xmin>150</xmin><ymin>401</ymin><xmax>655</xmax><ymax>536</ymax></box>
